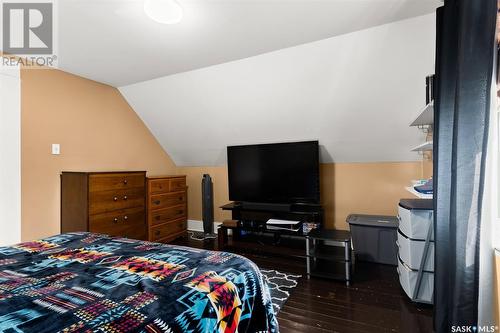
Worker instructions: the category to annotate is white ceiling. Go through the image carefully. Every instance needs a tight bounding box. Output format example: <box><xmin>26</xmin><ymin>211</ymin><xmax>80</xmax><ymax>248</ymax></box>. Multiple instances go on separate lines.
<box><xmin>120</xmin><ymin>13</ymin><xmax>436</xmax><ymax>166</ymax></box>
<box><xmin>55</xmin><ymin>0</ymin><xmax>439</xmax><ymax>86</ymax></box>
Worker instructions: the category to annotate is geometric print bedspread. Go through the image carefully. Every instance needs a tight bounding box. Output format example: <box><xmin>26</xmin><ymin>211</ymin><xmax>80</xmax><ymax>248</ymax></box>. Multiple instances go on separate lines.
<box><xmin>0</xmin><ymin>232</ymin><xmax>279</xmax><ymax>333</ymax></box>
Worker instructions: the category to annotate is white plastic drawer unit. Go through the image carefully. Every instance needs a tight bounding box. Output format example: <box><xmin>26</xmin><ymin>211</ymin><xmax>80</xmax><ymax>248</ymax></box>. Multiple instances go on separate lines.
<box><xmin>397</xmin><ymin>203</ymin><xmax>434</xmax><ymax>241</ymax></box>
<box><xmin>397</xmin><ymin>257</ymin><xmax>434</xmax><ymax>304</ymax></box>
<box><xmin>397</xmin><ymin>230</ymin><xmax>434</xmax><ymax>271</ymax></box>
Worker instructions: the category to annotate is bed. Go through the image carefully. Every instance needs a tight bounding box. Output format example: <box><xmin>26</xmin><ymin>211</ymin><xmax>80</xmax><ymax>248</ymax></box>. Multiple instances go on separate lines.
<box><xmin>0</xmin><ymin>232</ymin><xmax>278</xmax><ymax>333</ymax></box>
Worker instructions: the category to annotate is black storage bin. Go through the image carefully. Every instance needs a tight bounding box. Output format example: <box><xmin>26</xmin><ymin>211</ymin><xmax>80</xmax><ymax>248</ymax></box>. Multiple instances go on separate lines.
<box><xmin>347</xmin><ymin>214</ymin><xmax>399</xmax><ymax>265</ymax></box>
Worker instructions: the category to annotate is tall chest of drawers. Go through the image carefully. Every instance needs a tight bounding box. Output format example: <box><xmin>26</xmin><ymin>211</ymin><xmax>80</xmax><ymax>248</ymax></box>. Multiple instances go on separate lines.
<box><xmin>61</xmin><ymin>171</ymin><xmax>147</xmax><ymax>240</ymax></box>
<box><xmin>147</xmin><ymin>176</ymin><xmax>188</xmax><ymax>243</ymax></box>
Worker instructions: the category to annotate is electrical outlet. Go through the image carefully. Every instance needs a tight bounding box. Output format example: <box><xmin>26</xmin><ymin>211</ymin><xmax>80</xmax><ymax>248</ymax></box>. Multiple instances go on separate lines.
<box><xmin>51</xmin><ymin>144</ymin><xmax>60</xmax><ymax>155</ymax></box>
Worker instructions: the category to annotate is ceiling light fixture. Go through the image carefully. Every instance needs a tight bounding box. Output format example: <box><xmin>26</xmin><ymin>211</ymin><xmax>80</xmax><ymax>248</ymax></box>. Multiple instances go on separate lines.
<box><xmin>144</xmin><ymin>0</ymin><xmax>183</xmax><ymax>24</ymax></box>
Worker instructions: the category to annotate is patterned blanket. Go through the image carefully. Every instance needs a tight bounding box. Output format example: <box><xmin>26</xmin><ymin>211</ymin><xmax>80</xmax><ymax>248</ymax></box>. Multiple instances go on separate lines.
<box><xmin>0</xmin><ymin>232</ymin><xmax>278</xmax><ymax>333</ymax></box>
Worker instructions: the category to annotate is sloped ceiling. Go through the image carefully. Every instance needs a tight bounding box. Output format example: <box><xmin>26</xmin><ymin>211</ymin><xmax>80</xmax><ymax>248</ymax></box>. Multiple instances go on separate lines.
<box><xmin>56</xmin><ymin>0</ymin><xmax>439</xmax><ymax>86</ymax></box>
<box><xmin>120</xmin><ymin>13</ymin><xmax>436</xmax><ymax>166</ymax></box>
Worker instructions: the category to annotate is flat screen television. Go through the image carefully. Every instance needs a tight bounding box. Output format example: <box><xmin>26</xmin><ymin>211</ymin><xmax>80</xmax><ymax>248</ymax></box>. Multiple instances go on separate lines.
<box><xmin>227</xmin><ymin>141</ymin><xmax>320</xmax><ymax>204</ymax></box>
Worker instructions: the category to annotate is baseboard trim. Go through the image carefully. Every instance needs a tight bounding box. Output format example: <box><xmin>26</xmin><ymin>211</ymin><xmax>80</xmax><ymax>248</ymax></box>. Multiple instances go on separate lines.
<box><xmin>188</xmin><ymin>219</ymin><xmax>222</xmax><ymax>233</ymax></box>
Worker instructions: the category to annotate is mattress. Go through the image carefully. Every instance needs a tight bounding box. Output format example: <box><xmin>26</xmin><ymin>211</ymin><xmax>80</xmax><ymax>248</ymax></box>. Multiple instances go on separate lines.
<box><xmin>0</xmin><ymin>232</ymin><xmax>278</xmax><ymax>332</ymax></box>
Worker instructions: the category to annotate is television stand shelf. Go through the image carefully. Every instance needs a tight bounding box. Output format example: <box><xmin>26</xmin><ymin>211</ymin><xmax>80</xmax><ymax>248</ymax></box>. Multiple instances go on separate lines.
<box><xmin>218</xmin><ymin>202</ymin><xmax>323</xmax><ymax>265</ymax></box>
<box><xmin>218</xmin><ymin>226</ymin><xmax>307</xmax><ymax>259</ymax></box>
<box><xmin>306</xmin><ymin>229</ymin><xmax>353</xmax><ymax>286</ymax></box>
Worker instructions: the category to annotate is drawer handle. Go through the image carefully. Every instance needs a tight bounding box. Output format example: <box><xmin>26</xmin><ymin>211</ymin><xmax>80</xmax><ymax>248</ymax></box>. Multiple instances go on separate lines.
<box><xmin>177</xmin><ymin>210</ymin><xmax>183</xmax><ymax>215</ymax></box>
<box><xmin>123</xmin><ymin>215</ymin><xmax>128</xmax><ymax>220</ymax></box>
<box><xmin>155</xmin><ymin>215</ymin><xmax>160</xmax><ymax>220</ymax></box>
<box><xmin>123</xmin><ymin>195</ymin><xmax>128</xmax><ymax>200</ymax></box>
<box><xmin>154</xmin><ymin>200</ymin><xmax>161</xmax><ymax>205</ymax></box>
<box><xmin>113</xmin><ymin>196</ymin><xmax>118</xmax><ymax>201</ymax></box>
<box><xmin>155</xmin><ymin>230</ymin><xmax>160</xmax><ymax>236</ymax></box>
<box><xmin>123</xmin><ymin>179</ymin><xmax>128</xmax><ymax>185</ymax></box>
<box><xmin>178</xmin><ymin>197</ymin><xmax>183</xmax><ymax>201</ymax></box>
<box><xmin>113</xmin><ymin>217</ymin><xmax>119</xmax><ymax>223</ymax></box>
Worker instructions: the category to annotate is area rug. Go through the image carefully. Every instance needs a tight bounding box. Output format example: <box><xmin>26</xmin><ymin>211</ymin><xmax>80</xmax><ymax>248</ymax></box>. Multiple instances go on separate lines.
<box><xmin>260</xmin><ymin>269</ymin><xmax>301</xmax><ymax>314</ymax></box>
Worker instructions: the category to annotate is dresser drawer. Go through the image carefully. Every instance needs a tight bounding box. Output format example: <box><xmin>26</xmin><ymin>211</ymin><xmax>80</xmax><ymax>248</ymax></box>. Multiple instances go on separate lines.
<box><xmin>397</xmin><ymin>256</ymin><xmax>434</xmax><ymax>303</ymax></box>
<box><xmin>149</xmin><ymin>204</ymin><xmax>187</xmax><ymax>226</ymax></box>
<box><xmin>149</xmin><ymin>177</ymin><xmax>186</xmax><ymax>194</ymax></box>
<box><xmin>89</xmin><ymin>173</ymin><xmax>145</xmax><ymax>192</ymax></box>
<box><xmin>169</xmin><ymin>177</ymin><xmax>186</xmax><ymax>192</ymax></box>
<box><xmin>150</xmin><ymin>218</ymin><xmax>186</xmax><ymax>242</ymax></box>
<box><xmin>397</xmin><ymin>229</ymin><xmax>434</xmax><ymax>271</ymax></box>
<box><xmin>149</xmin><ymin>179</ymin><xmax>170</xmax><ymax>194</ymax></box>
<box><xmin>89</xmin><ymin>187</ymin><xmax>145</xmax><ymax>214</ymax></box>
<box><xmin>398</xmin><ymin>205</ymin><xmax>434</xmax><ymax>241</ymax></box>
<box><xmin>149</xmin><ymin>191</ymin><xmax>186</xmax><ymax>211</ymax></box>
<box><xmin>91</xmin><ymin>223</ymin><xmax>145</xmax><ymax>240</ymax></box>
<box><xmin>89</xmin><ymin>207</ymin><xmax>146</xmax><ymax>239</ymax></box>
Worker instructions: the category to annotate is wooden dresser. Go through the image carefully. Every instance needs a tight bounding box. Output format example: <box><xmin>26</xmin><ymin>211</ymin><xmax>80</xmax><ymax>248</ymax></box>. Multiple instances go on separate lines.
<box><xmin>147</xmin><ymin>176</ymin><xmax>188</xmax><ymax>243</ymax></box>
<box><xmin>61</xmin><ymin>171</ymin><xmax>147</xmax><ymax>240</ymax></box>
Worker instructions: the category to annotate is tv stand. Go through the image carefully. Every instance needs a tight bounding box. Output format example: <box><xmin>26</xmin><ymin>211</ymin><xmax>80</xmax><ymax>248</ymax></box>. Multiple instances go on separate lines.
<box><xmin>219</xmin><ymin>202</ymin><xmax>323</xmax><ymax>262</ymax></box>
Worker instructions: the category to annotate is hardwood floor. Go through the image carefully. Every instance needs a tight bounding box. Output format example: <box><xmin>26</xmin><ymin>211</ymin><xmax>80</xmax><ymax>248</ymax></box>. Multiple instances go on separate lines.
<box><xmin>172</xmin><ymin>236</ymin><xmax>434</xmax><ymax>333</ymax></box>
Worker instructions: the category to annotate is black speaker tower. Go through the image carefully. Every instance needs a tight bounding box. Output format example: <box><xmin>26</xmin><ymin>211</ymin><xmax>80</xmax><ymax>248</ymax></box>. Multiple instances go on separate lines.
<box><xmin>202</xmin><ymin>174</ymin><xmax>214</xmax><ymax>234</ymax></box>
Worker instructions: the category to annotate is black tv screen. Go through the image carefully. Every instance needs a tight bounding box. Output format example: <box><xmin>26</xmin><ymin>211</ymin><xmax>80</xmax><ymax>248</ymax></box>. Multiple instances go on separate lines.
<box><xmin>227</xmin><ymin>141</ymin><xmax>320</xmax><ymax>204</ymax></box>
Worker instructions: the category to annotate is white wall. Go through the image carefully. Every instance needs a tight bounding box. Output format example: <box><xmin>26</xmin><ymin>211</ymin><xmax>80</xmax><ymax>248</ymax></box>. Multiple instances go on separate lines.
<box><xmin>120</xmin><ymin>13</ymin><xmax>435</xmax><ymax>166</ymax></box>
<box><xmin>0</xmin><ymin>60</ymin><xmax>21</xmax><ymax>246</ymax></box>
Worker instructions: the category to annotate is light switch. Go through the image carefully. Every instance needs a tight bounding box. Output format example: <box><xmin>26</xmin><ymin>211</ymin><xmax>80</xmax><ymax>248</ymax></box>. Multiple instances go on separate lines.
<box><xmin>51</xmin><ymin>144</ymin><xmax>60</xmax><ymax>155</ymax></box>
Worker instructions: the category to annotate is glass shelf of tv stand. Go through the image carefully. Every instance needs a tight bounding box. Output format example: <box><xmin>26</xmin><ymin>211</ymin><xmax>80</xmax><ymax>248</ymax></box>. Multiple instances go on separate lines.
<box><xmin>234</xmin><ymin>221</ymin><xmax>309</xmax><ymax>237</ymax></box>
<box><xmin>218</xmin><ymin>221</ymin><xmax>317</xmax><ymax>262</ymax></box>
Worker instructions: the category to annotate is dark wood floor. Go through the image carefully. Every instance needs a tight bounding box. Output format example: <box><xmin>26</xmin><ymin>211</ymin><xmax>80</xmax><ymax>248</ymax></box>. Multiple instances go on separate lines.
<box><xmin>172</xmin><ymin>236</ymin><xmax>433</xmax><ymax>333</ymax></box>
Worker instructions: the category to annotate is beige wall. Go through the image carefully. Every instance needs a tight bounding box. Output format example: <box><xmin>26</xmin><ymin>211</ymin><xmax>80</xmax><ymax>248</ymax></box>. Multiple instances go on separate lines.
<box><xmin>20</xmin><ymin>66</ymin><xmax>431</xmax><ymax>239</ymax></box>
<box><xmin>178</xmin><ymin>166</ymin><xmax>233</xmax><ymax>223</ymax></box>
<box><xmin>325</xmin><ymin>162</ymin><xmax>423</xmax><ymax>229</ymax></box>
<box><xmin>180</xmin><ymin>162</ymin><xmax>424</xmax><ymax>230</ymax></box>
<box><xmin>21</xmin><ymin>68</ymin><xmax>177</xmax><ymax>241</ymax></box>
